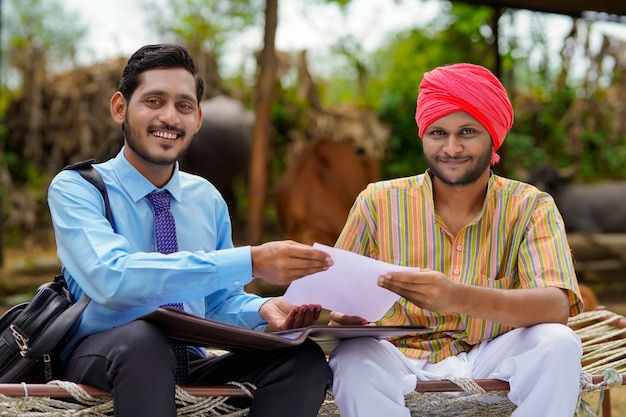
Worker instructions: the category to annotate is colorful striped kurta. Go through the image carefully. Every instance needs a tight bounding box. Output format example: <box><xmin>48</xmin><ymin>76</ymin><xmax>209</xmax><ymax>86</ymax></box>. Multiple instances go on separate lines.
<box><xmin>335</xmin><ymin>170</ymin><xmax>583</xmax><ymax>362</ymax></box>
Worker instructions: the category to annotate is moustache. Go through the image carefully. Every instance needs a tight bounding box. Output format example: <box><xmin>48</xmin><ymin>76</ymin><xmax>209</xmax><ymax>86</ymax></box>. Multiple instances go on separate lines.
<box><xmin>437</xmin><ymin>156</ymin><xmax>470</xmax><ymax>162</ymax></box>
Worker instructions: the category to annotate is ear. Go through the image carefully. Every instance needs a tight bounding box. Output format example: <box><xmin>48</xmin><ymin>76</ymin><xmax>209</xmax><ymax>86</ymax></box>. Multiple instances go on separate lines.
<box><xmin>194</xmin><ymin>102</ymin><xmax>203</xmax><ymax>133</ymax></box>
<box><xmin>110</xmin><ymin>92</ymin><xmax>126</xmax><ymax>125</ymax></box>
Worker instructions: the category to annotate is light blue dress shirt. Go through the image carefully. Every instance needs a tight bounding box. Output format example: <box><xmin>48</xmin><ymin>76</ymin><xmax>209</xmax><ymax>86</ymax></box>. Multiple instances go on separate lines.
<box><xmin>47</xmin><ymin>149</ymin><xmax>268</xmax><ymax>359</ymax></box>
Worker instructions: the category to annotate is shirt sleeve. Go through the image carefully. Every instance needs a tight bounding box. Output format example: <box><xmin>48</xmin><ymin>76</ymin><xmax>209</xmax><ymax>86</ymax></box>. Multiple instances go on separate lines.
<box><xmin>335</xmin><ymin>186</ymin><xmax>378</xmax><ymax>256</ymax></box>
<box><xmin>48</xmin><ymin>170</ymin><xmax>255</xmax><ymax>313</ymax></box>
<box><xmin>517</xmin><ymin>196</ymin><xmax>584</xmax><ymax>316</ymax></box>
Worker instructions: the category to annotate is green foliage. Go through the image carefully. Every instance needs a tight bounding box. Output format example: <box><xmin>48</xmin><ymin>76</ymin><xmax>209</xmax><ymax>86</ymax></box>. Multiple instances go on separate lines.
<box><xmin>362</xmin><ymin>3</ymin><xmax>498</xmax><ymax>179</ymax></box>
<box><xmin>314</xmin><ymin>0</ymin><xmax>406</xmax><ymax>8</ymax></box>
<box><xmin>501</xmin><ymin>131</ymin><xmax>551</xmax><ymax>180</ymax></box>
<box><xmin>1</xmin><ymin>0</ymin><xmax>86</xmax><ymax>87</ymax></box>
<box><xmin>503</xmin><ymin>74</ymin><xmax>626</xmax><ymax>182</ymax></box>
<box><xmin>0</xmin><ymin>0</ymin><xmax>88</xmax><ymax>244</ymax></box>
<box><xmin>314</xmin><ymin>0</ymin><xmax>353</xmax><ymax>7</ymax></box>
<box><xmin>141</xmin><ymin>0</ymin><xmax>264</xmax><ymax>65</ymax></box>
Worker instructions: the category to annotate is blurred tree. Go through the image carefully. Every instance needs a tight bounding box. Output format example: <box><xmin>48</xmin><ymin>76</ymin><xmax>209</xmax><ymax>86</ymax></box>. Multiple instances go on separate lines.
<box><xmin>247</xmin><ymin>0</ymin><xmax>278</xmax><ymax>243</ymax></box>
<box><xmin>141</xmin><ymin>0</ymin><xmax>265</xmax><ymax>98</ymax></box>
<box><xmin>1</xmin><ymin>0</ymin><xmax>86</xmax><ymax>161</ymax></box>
<box><xmin>0</xmin><ymin>0</ymin><xmax>86</xmax><ymax>262</ymax></box>
<box><xmin>363</xmin><ymin>2</ymin><xmax>498</xmax><ymax>178</ymax></box>
<box><xmin>331</xmin><ymin>34</ymin><xmax>370</xmax><ymax>101</ymax></box>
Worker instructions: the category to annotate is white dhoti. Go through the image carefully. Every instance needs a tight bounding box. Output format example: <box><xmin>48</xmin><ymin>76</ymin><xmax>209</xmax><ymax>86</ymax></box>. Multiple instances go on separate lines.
<box><xmin>328</xmin><ymin>323</ymin><xmax>582</xmax><ymax>417</ymax></box>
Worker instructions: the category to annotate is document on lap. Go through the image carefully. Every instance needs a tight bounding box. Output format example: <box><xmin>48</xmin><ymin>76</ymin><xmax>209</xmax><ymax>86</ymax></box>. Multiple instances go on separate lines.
<box><xmin>284</xmin><ymin>243</ymin><xmax>418</xmax><ymax>322</ymax></box>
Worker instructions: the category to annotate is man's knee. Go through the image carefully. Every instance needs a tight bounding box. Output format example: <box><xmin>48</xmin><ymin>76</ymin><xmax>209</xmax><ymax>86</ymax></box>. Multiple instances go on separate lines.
<box><xmin>528</xmin><ymin>323</ymin><xmax>581</xmax><ymax>352</ymax></box>
<box><xmin>330</xmin><ymin>338</ymin><xmax>387</xmax><ymax>366</ymax></box>
<box><xmin>95</xmin><ymin>320</ymin><xmax>174</xmax><ymax>372</ymax></box>
<box><xmin>117</xmin><ymin>320</ymin><xmax>171</xmax><ymax>353</ymax></box>
<box><xmin>64</xmin><ymin>320</ymin><xmax>174</xmax><ymax>386</ymax></box>
<box><xmin>518</xmin><ymin>323</ymin><xmax>582</xmax><ymax>371</ymax></box>
<box><xmin>291</xmin><ymin>339</ymin><xmax>333</xmax><ymax>385</ymax></box>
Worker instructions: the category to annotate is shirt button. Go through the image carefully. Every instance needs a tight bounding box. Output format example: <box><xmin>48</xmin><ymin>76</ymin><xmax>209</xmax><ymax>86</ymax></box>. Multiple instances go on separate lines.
<box><xmin>453</xmin><ymin>269</ymin><xmax>460</xmax><ymax>275</ymax></box>
<box><xmin>456</xmin><ymin>245</ymin><xmax>462</xmax><ymax>251</ymax></box>
<box><xmin>233</xmin><ymin>280</ymin><xmax>240</xmax><ymax>286</ymax></box>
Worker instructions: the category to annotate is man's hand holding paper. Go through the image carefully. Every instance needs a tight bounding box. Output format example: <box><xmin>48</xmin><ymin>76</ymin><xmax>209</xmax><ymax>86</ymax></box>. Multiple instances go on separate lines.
<box><xmin>283</xmin><ymin>243</ymin><xmax>419</xmax><ymax>322</ymax></box>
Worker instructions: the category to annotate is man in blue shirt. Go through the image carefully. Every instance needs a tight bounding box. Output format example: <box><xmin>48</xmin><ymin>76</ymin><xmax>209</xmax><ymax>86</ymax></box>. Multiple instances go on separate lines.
<box><xmin>47</xmin><ymin>43</ymin><xmax>334</xmax><ymax>417</ymax></box>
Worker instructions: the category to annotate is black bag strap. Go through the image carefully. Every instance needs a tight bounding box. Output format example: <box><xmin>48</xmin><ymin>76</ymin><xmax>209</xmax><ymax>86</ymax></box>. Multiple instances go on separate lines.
<box><xmin>28</xmin><ymin>159</ymin><xmax>116</xmax><ymax>358</ymax></box>
<box><xmin>63</xmin><ymin>159</ymin><xmax>114</xmax><ymax>228</ymax></box>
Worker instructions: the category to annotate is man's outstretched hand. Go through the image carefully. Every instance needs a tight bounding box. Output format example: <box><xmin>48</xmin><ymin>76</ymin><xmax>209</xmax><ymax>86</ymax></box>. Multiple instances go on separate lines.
<box><xmin>251</xmin><ymin>240</ymin><xmax>333</xmax><ymax>285</ymax></box>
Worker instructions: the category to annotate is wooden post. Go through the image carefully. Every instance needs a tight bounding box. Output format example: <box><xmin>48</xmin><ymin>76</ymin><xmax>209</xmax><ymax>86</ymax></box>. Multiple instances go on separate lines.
<box><xmin>246</xmin><ymin>0</ymin><xmax>278</xmax><ymax>244</ymax></box>
<box><xmin>491</xmin><ymin>6</ymin><xmax>507</xmax><ymax>176</ymax></box>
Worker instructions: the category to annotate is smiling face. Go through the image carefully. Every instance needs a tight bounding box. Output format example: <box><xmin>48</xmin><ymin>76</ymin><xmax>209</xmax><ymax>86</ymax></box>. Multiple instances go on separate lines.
<box><xmin>110</xmin><ymin>67</ymin><xmax>202</xmax><ymax>181</ymax></box>
<box><xmin>422</xmin><ymin>111</ymin><xmax>492</xmax><ymax>187</ymax></box>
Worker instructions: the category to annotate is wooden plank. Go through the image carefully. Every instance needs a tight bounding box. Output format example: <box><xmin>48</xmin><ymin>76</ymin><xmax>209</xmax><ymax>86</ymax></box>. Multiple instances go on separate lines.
<box><xmin>413</xmin><ymin>374</ymin><xmax>623</xmax><ymax>392</ymax></box>
<box><xmin>415</xmin><ymin>379</ymin><xmax>510</xmax><ymax>392</ymax></box>
<box><xmin>0</xmin><ymin>384</ymin><xmax>250</xmax><ymax>398</ymax></box>
<box><xmin>1</xmin><ymin>373</ymin><xmax>621</xmax><ymax>398</ymax></box>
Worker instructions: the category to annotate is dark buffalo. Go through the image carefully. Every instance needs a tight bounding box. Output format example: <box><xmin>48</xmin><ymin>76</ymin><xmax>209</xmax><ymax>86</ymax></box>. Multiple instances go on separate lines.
<box><xmin>526</xmin><ymin>165</ymin><xmax>626</xmax><ymax>233</ymax></box>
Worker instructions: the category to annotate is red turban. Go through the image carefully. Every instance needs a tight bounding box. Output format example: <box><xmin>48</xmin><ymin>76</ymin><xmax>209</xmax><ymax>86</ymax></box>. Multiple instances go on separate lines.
<box><xmin>415</xmin><ymin>63</ymin><xmax>514</xmax><ymax>164</ymax></box>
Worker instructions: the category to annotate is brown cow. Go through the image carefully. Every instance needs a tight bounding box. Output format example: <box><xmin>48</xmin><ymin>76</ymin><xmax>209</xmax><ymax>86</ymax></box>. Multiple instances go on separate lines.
<box><xmin>244</xmin><ymin>138</ymin><xmax>380</xmax><ymax>297</ymax></box>
<box><xmin>275</xmin><ymin>138</ymin><xmax>381</xmax><ymax>247</ymax></box>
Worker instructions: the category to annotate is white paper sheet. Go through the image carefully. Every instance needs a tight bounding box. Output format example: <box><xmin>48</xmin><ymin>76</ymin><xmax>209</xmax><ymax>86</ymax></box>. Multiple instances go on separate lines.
<box><xmin>283</xmin><ymin>243</ymin><xmax>417</xmax><ymax>322</ymax></box>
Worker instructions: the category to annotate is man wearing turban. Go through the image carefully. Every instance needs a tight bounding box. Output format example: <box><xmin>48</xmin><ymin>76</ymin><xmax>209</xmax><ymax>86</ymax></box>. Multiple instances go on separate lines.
<box><xmin>327</xmin><ymin>63</ymin><xmax>584</xmax><ymax>417</ymax></box>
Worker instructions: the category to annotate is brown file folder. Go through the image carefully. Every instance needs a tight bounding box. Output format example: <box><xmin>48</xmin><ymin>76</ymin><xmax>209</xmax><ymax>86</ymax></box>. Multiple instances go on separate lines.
<box><xmin>140</xmin><ymin>307</ymin><xmax>428</xmax><ymax>351</ymax></box>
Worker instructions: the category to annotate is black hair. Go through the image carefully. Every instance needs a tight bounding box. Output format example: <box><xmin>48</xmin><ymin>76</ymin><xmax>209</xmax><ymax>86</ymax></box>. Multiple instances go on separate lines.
<box><xmin>118</xmin><ymin>44</ymin><xmax>204</xmax><ymax>104</ymax></box>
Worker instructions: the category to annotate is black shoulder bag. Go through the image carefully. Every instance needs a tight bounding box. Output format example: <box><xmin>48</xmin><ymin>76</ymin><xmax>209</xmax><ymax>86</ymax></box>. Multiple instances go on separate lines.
<box><xmin>0</xmin><ymin>159</ymin><xmax>113</xmax><ymax>382</ymax></box>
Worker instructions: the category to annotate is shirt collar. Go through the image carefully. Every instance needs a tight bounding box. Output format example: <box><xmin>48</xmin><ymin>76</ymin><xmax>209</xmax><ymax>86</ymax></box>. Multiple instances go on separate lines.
<box><xmin>112</xmin><ymin>147</ymin><xmax>183</xmax><ymax>203</ymax></box>
<box><xmin>423</xmin><ymin>168</ymin><xmax>497</xmax><ymax>223</ymax></box>
<box><xmin>476</xmin><ymin>171</ymin><xmax>497</xmax><ymax>220</ymax></box>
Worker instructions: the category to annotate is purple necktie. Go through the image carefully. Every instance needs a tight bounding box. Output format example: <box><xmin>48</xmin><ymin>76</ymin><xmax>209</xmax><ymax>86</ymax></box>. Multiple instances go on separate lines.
<box><xmin>147</xmin><ymin>191</ymin><xmax>189</xmax><ymax>384</ymax></box>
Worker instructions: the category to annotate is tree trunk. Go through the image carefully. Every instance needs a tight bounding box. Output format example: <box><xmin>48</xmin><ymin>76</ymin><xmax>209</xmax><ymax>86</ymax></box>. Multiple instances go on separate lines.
<box><xmin>24</xmin><ymin>45</ymin><xmax>45</xmax><ymax>164</ymax></box>
<box><xmin>491</xmin><ymin>7</ymin><xmax>506</xmax><ymax>176</ymax></box>
<box><xmin>246</xmin><ymin>0</ymin><xmax>278</xmax><ymax>244</ymax></box>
